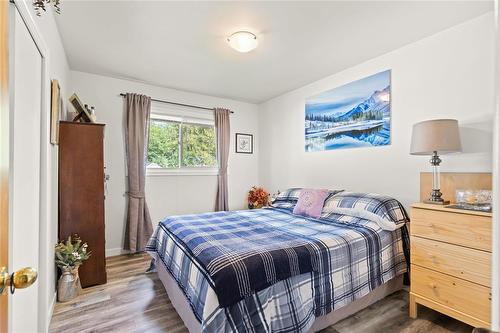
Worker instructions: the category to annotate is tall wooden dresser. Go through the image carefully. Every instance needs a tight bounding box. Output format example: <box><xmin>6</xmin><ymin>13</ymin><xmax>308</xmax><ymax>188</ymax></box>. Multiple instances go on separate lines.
<box><xmin>58</xmin><ymin>121</ymin><xmax>107</xmax><ymax>287</ymax></box>
<box><xmin>409</xmin><ymin>203</ymin><xmax>492</xmax><ymax>328</ymax></box>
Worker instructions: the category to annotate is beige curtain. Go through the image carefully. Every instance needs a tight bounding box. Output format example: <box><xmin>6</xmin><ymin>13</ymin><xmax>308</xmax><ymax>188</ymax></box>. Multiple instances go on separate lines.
<box><xmin>214</xmin><ymin>108</ymin><xmax>231</xmax><ymax>211</ymax></box>
<box><xmin>124</xmin><ymin>93</ymin><xmax>154</xmax><ymax>252</ymax></box>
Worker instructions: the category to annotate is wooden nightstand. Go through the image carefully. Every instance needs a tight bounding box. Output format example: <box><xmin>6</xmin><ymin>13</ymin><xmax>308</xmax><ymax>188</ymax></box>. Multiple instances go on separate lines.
<box><xmin>409</xmin><ymin>203</ymin><xmax>492</xmax><ymax>328</ymax></box>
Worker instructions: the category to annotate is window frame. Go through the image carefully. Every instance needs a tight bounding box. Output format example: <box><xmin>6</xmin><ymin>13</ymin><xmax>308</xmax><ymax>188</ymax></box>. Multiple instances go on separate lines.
<box><xmin>146</xmin><ymin>110</ymin><xmax>219</xmax><ymax>177</ymax></box>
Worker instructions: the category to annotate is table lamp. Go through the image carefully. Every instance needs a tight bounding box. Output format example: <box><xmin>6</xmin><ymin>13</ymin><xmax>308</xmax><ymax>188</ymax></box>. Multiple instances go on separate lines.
<box><xmin>410</xmin><ymin>119</ymin><xmax>462</xmax><ymax>204</ymax></box>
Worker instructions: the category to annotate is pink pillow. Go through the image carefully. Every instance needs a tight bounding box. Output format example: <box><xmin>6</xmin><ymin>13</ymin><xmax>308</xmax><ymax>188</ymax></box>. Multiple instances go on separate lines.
<box><xmin>293</xmin><ymin>189</ymin><xmax>330</xmax><ymax>218</ymax></box>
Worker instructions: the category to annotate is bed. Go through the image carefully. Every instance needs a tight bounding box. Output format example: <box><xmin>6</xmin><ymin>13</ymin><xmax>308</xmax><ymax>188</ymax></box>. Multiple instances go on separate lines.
<box><xmin>146</xmin><ymin>190</ymin><xmax>409</xmax><ymax>333</ymax></box>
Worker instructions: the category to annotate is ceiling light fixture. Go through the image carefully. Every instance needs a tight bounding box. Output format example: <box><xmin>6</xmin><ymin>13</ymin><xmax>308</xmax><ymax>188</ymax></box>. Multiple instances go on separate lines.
<box><xmin>227</xmin><ymin>31</ymin><xmax>258</xmax><ymax>53</ymax></box>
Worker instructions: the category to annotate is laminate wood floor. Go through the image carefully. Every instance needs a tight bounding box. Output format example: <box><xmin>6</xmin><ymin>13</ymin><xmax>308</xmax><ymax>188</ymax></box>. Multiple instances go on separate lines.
<box><xmin>49</xmin><ymin>253</ymin><xmax>474</xmax><ymax>333</ymax></box>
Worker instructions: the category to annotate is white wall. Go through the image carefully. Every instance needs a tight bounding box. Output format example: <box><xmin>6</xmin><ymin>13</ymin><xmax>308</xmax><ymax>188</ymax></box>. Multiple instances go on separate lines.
<box><xmin>491</xmin><ymin>1</ymin><xmax>500</xmax><ymax>329</ymax></box>
<box><xmin>12</xmin><ymin>3</ymin><xmax>71</xmax><ymax>332</ymax></box>
<box><xmin>258</xmin><ymin>13</ymin><xmax>495</xmax><ymax>209</ymax></box>
<box><xmin>69</xmin><ymin>71</ymin><xmax>259</xmax><ymax>256</ymax></box>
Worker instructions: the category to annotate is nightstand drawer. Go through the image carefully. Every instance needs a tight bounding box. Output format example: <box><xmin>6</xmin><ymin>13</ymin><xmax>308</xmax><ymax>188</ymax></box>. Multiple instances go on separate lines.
<box><xmin>411</xmin><ymin>207</ymin><xmax>491</xmax><ymax>251</ymax></box>
<box><xmin>411</xmin><ymin>237</ymin><xmax>491</xmax><ymax>287</ymax></box>
<box><xmin>411</xmin><ymin>265</ymin><xmax>491</xmax><ymax>323</ymax></box>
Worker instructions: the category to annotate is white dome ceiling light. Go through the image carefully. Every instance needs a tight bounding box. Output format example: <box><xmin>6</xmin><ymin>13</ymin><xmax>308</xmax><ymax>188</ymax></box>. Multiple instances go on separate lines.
<box><xmin>227</xmin><ymin>31</ymin><xmax>258</xmax><ymax>53</ymax></box>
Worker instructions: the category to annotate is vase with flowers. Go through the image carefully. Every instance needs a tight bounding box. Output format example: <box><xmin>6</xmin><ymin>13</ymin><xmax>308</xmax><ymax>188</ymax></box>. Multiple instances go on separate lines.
<box><xmin>247</xmin><ymin>186</ymin><xmax>270</xmax><ymax>209</ymax></box>
<box><xmin>55</xmin><ymin>235</ymin><xmax>91</xmax><ymax>302</ymax></box>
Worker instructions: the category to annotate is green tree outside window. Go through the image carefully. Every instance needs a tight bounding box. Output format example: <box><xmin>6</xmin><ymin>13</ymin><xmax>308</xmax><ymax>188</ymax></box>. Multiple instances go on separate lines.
<box><xmin>147</xmin><ymin>118</ymin><xmax>217</xmax><ymax>169</ymax></box>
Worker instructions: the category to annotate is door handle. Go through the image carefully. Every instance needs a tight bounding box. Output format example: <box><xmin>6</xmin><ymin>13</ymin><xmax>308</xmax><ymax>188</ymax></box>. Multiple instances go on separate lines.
<box><xmin>0</xmin><ymin>267</ymin><xmax>38</xmax><ymax>294</ymax></box>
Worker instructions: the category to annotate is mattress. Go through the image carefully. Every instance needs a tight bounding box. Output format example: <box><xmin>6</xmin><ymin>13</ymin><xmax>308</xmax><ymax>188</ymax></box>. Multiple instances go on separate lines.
<box><xmin>155</xmin><ymin>252</ymin><xmax>404</xmax><ymax>333</ymax></box>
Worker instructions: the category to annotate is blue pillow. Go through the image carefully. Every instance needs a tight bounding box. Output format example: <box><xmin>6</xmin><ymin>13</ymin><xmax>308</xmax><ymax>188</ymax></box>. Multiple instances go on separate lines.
<box><xmin>271</xmin><ymin>188</ymin><xmax>302</xmax><ymax>210</ymax></box>
<box><xmin>322</xmin><ymin>192</ymin><xmax>409</xmax><ymax>230</ymax></box>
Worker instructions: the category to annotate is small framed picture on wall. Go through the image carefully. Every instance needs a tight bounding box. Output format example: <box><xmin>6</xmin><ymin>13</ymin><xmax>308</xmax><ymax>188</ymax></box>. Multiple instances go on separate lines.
<box><xmin>235</xmin><ymin>133</ymin><xmax>253</xmax><ymax>154</ymax></box>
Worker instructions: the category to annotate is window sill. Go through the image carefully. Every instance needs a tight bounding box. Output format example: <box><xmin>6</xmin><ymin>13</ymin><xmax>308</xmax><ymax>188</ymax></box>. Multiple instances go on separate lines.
<box><xmin>146</xmin><ymin>168</ymin><xmax>219</xmax><ymax>177</ymax></box>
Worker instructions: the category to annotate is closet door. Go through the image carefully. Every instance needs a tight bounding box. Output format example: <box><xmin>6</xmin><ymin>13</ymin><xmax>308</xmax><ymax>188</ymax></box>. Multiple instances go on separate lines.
<box><xmin>9</xmin><ymin>7</ymin><xmax>43</xmax><ymax>333</ymax></box>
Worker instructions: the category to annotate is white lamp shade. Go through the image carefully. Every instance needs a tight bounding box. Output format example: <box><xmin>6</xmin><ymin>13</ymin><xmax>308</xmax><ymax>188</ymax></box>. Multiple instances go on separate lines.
<box><xmin>410</xmin><ymin>119</ymin><xmax>462</xmax><ymax>155</ymax></box>
<box><xmin>227</xmin><ymin>31</ymin><xmax>258</xmax><ymax>53</ymax></box>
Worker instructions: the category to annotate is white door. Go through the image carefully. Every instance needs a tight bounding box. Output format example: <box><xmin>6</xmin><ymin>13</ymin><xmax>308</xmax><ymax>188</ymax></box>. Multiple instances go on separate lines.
<box><xmin>9</xmin><ymin>7</ymin><xmax>42</xmax><ymax>333</ymax></box>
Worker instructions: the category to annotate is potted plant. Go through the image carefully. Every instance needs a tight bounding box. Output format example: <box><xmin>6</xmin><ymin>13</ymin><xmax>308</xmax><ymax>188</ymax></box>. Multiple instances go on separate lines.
<box><xmin>55</xmin><ymin>235</ymin><xmax>91</xmax><ymax>302</ymax></box>
<box><xmin>247</xmin><ymin>186</ymin><xmax>270</xmax><ymax>209</ymax></box>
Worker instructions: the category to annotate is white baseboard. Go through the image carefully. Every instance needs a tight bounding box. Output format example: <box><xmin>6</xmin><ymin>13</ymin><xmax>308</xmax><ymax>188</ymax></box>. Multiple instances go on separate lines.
<box><xmin>46</xmin><ymin>292</ymin><xmax>56</xmax><ymax>333</ymax></box>
<box><xmin>105</xmin><ymin>247</ymin><xmax>130</xmax><ymax>257</ymax></box>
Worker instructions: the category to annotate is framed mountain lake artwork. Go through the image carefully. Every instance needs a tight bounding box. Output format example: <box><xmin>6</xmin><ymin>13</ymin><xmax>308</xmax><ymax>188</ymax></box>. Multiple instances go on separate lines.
<box><xmin>235</xmin><ymin>133</ymin><xmax>253</xmax><ymax>154</ymax></box>
<box><xmin>305</xmin><ymin>70</ymin><xmax>391</xmax><ymax>152</ymax></box>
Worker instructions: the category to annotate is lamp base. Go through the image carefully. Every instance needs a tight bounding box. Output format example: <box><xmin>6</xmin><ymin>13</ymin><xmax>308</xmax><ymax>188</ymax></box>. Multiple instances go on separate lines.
<box><xmin>425</xmin><ymin>187</ymin><xmax>449</xmax><ymax>205</ymax></box>
<box><xmin>424</xmin><ymin>199</ymin><xmax>450</xmax><ymax>205</ymax></box>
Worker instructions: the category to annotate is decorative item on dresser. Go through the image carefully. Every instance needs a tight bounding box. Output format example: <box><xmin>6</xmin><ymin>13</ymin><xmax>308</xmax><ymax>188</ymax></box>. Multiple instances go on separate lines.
<box><xmin>409</xmin><ymin>172</ymin><xmax>493</xmax><ymax>329</ymax></box>
<box><xmin>58</xmin><ymin>121</ymin><xmax>107</xmax><ymax>288</ymax></box>
<box><xmin>68</xmin><ymin>93</ymin><xmax>94</xmax><ymax>123</ymax></box>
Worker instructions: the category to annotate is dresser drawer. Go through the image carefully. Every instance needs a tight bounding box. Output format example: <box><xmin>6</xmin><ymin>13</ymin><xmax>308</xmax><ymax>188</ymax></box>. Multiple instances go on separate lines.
<box><xmin>411</xmin><ymin>237</ymin><xmax>491</xmax><ymax>287</ymax></box>
<box><xmin>411</xmin><ymin>265</ymin><xmax>491</xmax><ymax>323</ymax></box>
<box><xmin>410</xmin><ymin>207</ymin><xmax>491</xmax><ymax>252</ymax></box>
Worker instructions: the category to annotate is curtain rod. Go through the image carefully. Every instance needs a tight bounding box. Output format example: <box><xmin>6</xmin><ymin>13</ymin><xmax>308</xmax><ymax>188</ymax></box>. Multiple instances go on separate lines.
<box><xmin>119</xmin><ymin>93</ymin><xmax>234</xmax><ymax>113</ymax></box>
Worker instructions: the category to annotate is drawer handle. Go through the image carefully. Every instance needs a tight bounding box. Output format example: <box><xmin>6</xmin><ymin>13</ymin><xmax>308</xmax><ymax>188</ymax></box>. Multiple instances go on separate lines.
<box><xmin>430</xmin><ymin>283</ymin><xmax>441</xmax><ymax>297</ymax></box>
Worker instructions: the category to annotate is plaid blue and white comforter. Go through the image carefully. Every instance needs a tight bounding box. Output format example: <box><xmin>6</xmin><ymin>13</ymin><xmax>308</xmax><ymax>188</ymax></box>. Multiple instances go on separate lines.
<box><xmin>146</xmin><ymin>207</ymin><xmax>408</xmax><ymax>333</ymax></box>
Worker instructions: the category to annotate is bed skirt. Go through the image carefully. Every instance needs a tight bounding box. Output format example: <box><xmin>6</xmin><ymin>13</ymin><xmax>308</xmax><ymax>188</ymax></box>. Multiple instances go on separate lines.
<box><xmin>154</xmin><ymin>253</ymin><xmax>404</xmax><ymax>333</ymax></box>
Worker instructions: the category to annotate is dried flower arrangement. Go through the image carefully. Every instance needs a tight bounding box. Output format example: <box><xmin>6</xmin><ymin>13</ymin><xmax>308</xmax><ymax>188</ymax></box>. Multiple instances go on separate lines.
<box><xmin>247</xmin><ymin>186</ymin><xmax>270</xmax><ymax>209</ymax></box>
<box><xmin>55</xmin><ymin>235</ymin><xmax>91</xmax><ymax>269</ymax></box>
<box><xmin>33</xmin><ymin>0</ymin><xmax>61</xmax><ymax>17</ymax></box>
<box><xmin>55</xmin><ymin>235</ymin><xmax>90</xmax><ymax>302</ymax></box>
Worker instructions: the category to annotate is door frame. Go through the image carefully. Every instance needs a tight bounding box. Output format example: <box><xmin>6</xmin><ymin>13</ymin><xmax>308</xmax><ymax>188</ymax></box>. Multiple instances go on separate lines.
<box><xmin>492</xmin><ymin>0</ymin><xmax>500</xmax><ymax>330</ymax></box>
<box><xmin>0</xmin><ymin>0</ymin><xmax>10</xmax><ymax>331</ymax></box>
<box><xmin>8</xmin><ymin>0</ymin><xmax>52</xmax><ymax>332</ymax></box>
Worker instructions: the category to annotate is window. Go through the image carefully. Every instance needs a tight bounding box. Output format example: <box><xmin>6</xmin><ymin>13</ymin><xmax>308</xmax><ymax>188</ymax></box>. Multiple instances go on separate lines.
<box><xmin>147</xmin><ymin>110</ymin><xmax>217</xmax><ymax>174</ymax></box>
<box><xmin>147</xmin><ymin>119</ymin><xmax>180</xmax><ymax>169</ymax></box>
<box><xmin>181</xmin><ymin>123</ymin><xmax>217</xmax><ymax>167</ymax></box>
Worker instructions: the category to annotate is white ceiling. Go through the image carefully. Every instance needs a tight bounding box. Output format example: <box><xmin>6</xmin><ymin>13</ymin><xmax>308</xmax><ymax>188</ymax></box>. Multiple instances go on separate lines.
<box><xmin>55</xmin><ymin>1</ymin><xmax>493</xmax><ymax>103</ymax></box>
